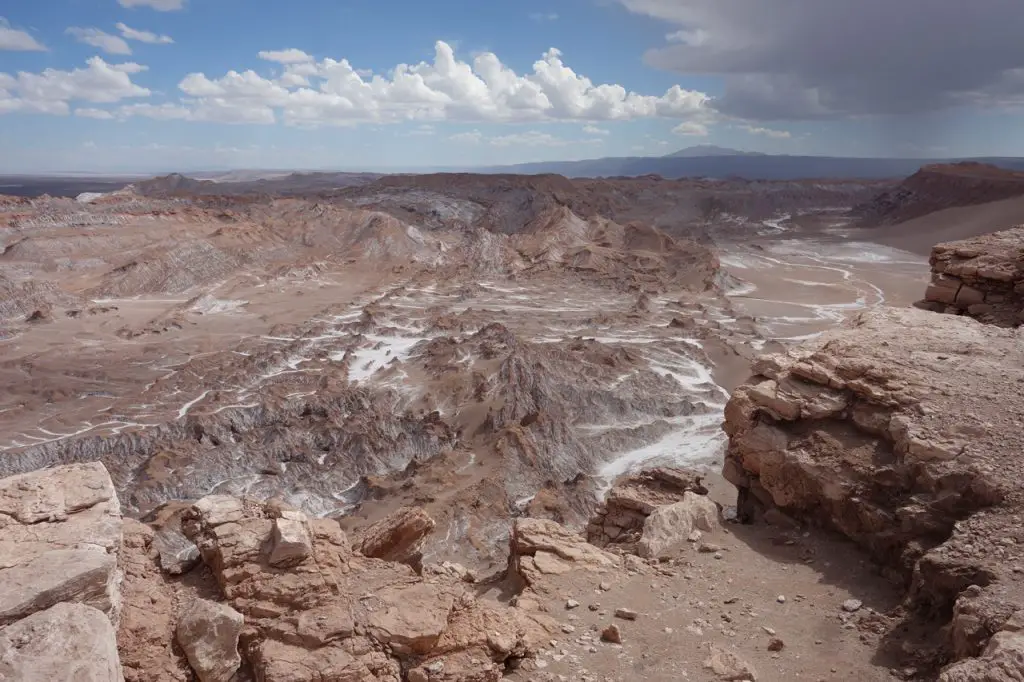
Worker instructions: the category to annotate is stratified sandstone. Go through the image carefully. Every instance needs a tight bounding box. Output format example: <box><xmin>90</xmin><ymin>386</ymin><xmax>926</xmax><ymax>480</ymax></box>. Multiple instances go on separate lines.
<box><xmin>723</xmin><ymin>307</ymin><xmax>1024</xmax><ymax>675</ymax></box>
<box><xmin>918</xmin><ymin>225</ymin><xmax>1024</xmax><ymax>327</ymax></box>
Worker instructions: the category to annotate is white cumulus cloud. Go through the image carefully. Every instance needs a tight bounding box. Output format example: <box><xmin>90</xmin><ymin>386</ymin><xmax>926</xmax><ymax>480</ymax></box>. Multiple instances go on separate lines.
<box><xmin>259</xmin><ymin>49</ymin><xmax>314</xmax><ymax>64</ymax></box>
<box><xmin>0</xmin><ymin>57</ymin><xmax>150</xmax><ymax>115</ymax></box>
<box><xmin>0</xmin><ymin>18</ymin><xmax>46</xmax><ymax>51</ymax></box>
<box><xmin>672</xmin><ymin>121</ymin><xmax>709</xmax><ymax>136</ymax></box>
<box><xmin>116</xmin><ymin>22</ymin><xmax>174</xmax><ymax>44</ymax></box>
<box><xmin>118</xmin><ymin>0</ymin><xmax>185</xmax><ymax>10</ymax></box>
<box><xmin>66</xmin><ymin>27</ymin><xmax>132</xmax><ymax>55</ymax></box>
<box><xmin>583</xmin><ymin>124</ymin><xmax>609</xmax><ymax>135</ymax></box>
<box><xmin>172</xmin><ymin>41</ymin><xmax>711</xmax><ymax>129</ymax></box>
<box><xmin>740</xmin><ymin>124</ymin><xmax>791</xmax><ymax>139</ymax></box>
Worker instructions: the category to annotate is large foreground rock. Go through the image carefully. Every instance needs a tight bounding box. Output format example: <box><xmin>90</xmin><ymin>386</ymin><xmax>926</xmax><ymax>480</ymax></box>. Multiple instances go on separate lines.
<box><xmin>0</xmin><ymin>461</ymin><xmax>122</xmax><ymax>625</ymax></box>
<box><xmin>0</xmin><ymin>602</ymin><xmax>124</xmax><ymax>682</ymax></box>
<box><xmin>918</xmin><ymin>225</ymin><xmax>1024</xmax><ymax>327</ymax></box>
<box><xmin>723</xmin><ymin>307</ymin><xmax>1024</xmax><ymax>671</ymax></box>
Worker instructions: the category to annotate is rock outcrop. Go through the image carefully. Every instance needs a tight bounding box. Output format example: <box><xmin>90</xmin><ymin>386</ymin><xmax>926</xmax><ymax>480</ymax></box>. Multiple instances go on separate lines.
<box><xmin>918</xmin><ymin>225</ymin><xmax>1024</xmax><ymax>327</ymax></box>
<box><xmin>587</xmin><ymin>467</ymin><xmax>710</xmax><ymax>550</ymax></box>
<box><xmin>0</xmin><ymin>463</ymin><xmax>124</xmax><ymax>680</ymax></box>
<box><xmin>510</xmin><ymin>517</ymin><xmax>620</xmax><ymax>588</ymax></box>
<box><xmin>176</xmin><ymin>494</ymin><xmax>557</xmax><ymax>681</ymax></box>
<box><xmin>722</xmin><ymin>307</ymin><xmax>1024</xmax><ymax>675</ymax></box>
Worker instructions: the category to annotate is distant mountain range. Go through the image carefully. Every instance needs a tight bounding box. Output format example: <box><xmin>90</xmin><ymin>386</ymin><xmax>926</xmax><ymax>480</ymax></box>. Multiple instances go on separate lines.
<box><xmin>661</xmin><ymin>145</ymin><xmax>768</xmax><ymax>158</ymax></box>
<box><xmin>474</xmin><ymin>146</ymin><xmax>1024</xmax><ymax>181</ymax></box>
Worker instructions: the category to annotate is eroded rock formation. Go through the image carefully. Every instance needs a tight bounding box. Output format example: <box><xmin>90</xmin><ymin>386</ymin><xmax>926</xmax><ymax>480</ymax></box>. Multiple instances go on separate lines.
<box><xmin>918</xmin><ymin>225</ymin><xmax>1024</xmax><ymax>327</ymax></box>
<box><xmin>723</xmin><ymin>306</ymin><xmax>1024</xmax><ymax>676</ymax></box>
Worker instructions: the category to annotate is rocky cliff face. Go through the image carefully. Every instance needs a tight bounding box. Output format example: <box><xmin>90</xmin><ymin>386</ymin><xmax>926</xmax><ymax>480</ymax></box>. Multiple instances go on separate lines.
<box><xmin>722</xmin><ymin>307</ymin><xmax>1024</xmax><ymax>677</ymax></box>
<box><xmin>918</xmin><ymin>225</ymin><xmax>1024</xmax><ymax>327</ymax></box>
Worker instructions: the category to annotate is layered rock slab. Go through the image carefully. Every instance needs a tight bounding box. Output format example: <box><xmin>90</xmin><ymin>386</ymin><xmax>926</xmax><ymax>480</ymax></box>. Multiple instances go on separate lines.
<box><xmin>0</xmin><ymin>463</ymin><xmax>124</xmax><ymax>680</ymax></box>
<box><xmin>919</xmin><ymin>225</ymin><xmax>1024</xmax><ymax>327</ymax></box>
<box><xmin>722</xmin><ymin>307</ymin><xmax>1024</xmax><ymax>675</ymax></box>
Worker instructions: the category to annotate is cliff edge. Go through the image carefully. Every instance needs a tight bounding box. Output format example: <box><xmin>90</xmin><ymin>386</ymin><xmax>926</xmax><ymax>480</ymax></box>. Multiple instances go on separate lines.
<box><xmin>723</xmin><ymin>306</ymin><xmax>1024</xmax><ymax>677</ymax></box>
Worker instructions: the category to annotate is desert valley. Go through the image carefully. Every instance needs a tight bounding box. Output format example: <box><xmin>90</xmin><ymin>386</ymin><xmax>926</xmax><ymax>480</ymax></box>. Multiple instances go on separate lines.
<box><xmin>1</xmin><ymin>157</ymin><xmax>1023</xmax><ymax>682</ymax></box>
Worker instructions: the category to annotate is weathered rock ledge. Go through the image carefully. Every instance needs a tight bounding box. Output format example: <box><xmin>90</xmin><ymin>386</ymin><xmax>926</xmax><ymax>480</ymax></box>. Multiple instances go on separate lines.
<box><xmin>918</xmin><ymin>225</ymin><xmax>1024</xmax><ymax>327</ymax></box>
<box><xmin>722</xmin><ymin>307</ymin><xmax>1024</xmax><ymax>678</ymax></box>
<box><xmin>0</xmin><ymin>462</ymin><xmax>124</xmax><ymax>680</ymax></box>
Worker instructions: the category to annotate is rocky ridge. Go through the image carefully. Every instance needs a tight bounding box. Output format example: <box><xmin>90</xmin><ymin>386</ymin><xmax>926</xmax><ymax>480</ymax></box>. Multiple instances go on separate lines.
<box><xmin>853</xmin><ymin>162</ymin><xmax>1024</xmax><ymax>227</ymax></box>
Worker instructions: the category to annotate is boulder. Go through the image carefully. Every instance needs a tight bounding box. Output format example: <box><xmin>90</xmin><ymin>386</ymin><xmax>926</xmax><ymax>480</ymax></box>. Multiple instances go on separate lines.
<box><xmin>181</xmin><ymin>494</ymin><xmax>549</xmax><ymax>681</ymax></box>
<box><xmin>176</xmin><ymin>599</ymin><xmax>244</xmax><ymax>682</ymax></box>
<box><xmin>588</xmin><ymin>467</ymin><xmax>708</xmax><ymax>549</ymax></box>
<box><xmin>510</xmin><ymin>518</ymin><xmax>619</xmax><ymax>586</ymax></box>
<box><xmin>269</xmin><ymin>517</ymin><xmax>313</xmax><ymax>568</ymax></box>
<box><xmin>637</xmin><ymin>492</ymin><xmax>720</xmax><ymax>558</ymax></box>
<box><xmin>0</xmin><ymin>602</ymin><xmax>124</xmax><ymax>682</ymax></box>
<box><xmin>152</xmin><ymin>527</ymin><xmax>200</xmax><ymax>575</ymax></box>
<box><xmin>919</xmin><ymin>226</ymin><xmax>1024</xmax><ymax>327</ymax></box>
<box><xmin>353</xmin><ymin>506</ymin><xmax>435</xmax><ymax>570</ymax></box>
<box><xmin>0</xmin><ymin>463</ymin><xmax>122</xmax><ymax>626</ymax></box>
<box><xmin>117</xmin><ymin>519</ymin><xmax>190</xmax><ymax>682</ymax></box>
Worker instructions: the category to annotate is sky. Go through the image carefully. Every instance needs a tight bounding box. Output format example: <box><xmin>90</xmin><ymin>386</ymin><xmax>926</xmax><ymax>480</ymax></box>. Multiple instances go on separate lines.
<box><xmin>2</xmin><ymin>0</ymin><xmax>1024</xmax><ymax>173</ymax></box>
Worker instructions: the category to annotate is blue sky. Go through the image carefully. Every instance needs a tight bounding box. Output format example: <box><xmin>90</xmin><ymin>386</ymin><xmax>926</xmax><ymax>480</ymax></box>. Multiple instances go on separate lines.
<box><xmin>1</xmin><ymin>0</ymin><xmax>1023</xmax><ymax>173</ymax></box>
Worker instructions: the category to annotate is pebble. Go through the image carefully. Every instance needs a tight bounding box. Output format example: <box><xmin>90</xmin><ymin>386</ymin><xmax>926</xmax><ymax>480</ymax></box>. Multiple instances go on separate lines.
<box><xmin>601</xmin><ymin>624</ymin><xmax>622</xmax><ymax>644</ymax></box>
<box><xmin>588</xmin><ymin>603</ymin><xmax>600</xmax><ymax>612</ymax></box>
<box><xmin>561</xmin><ymin>624</ymin><xmax>576</xmax><ymax>634</ymax></box>
<box><xmin>768</xmin><ymin>637</ymin><xmax>785</xmax><ymax>652</ymax></box>
<box><xmin>762</xmin><ymin>626</ymin><xmax>777</xmax><ymax>636</ymax></box>
<box><xmin>614</xmin><ymin>608</ymin><xmax>638</xmax><ymax>621</ymax></box>
<box><xmin>566</xmin><ymin>599</ymin><xmax>580</xmax><ymax>610</ymax></box>
<box><xmin>777</xmin><ymin>595</ymin><xmax>787</xmax><ymax>604</ymax></box>
<box><xmin>599</xmin><ymin>582</ymin><xmax>612</xmax><ymax>592</ymax></box>
<box><xmin>842</xmin><ymin>599</ymin><xmax>863</xmax><ymax>613</ymax></box>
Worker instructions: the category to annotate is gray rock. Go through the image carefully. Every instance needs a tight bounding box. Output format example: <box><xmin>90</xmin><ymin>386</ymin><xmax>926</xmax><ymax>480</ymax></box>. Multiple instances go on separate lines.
<box><xmin>0</xmin><ymin>548</ymin><xmax>117</xmax><ymax>627</ymax></box>
<box><xmin>153</xmin><ymin>527</ymin><xmax>200</xmax><ymax>575</ymax></box>
<box><xmin>176</xmin><ymin>598</ymin><xmax>244</xmax><ymax>682</ymax></box>
<box><xmin>0</xmin><ymin>602</ymin><xmax>124</xmax><ymax>681</ymax></box>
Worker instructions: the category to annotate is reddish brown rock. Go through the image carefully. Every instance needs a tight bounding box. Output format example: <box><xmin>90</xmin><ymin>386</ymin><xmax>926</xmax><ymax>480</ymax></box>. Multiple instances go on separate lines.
<box><xmin>353</xmin><ymin>506</ymin><xmax>435</xmax><ymax>571</ymax></box>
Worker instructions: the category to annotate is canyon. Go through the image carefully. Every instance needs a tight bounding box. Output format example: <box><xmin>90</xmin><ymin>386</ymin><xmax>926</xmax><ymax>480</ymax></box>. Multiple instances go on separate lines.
<box><xmin>2</xmin><ymin>163</ymin><xmax>1024</xmax><ymax>680</ymax></box>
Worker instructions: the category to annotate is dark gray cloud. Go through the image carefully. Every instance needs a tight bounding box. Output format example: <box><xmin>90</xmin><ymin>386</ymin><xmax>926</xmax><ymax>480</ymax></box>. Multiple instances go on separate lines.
<box><xmin>620</xmin><ymin>0</ymin><xmax>1024</xmax><ymax>120</ymax></box>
